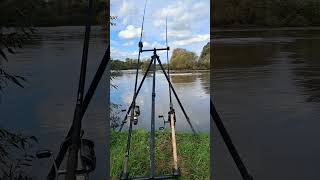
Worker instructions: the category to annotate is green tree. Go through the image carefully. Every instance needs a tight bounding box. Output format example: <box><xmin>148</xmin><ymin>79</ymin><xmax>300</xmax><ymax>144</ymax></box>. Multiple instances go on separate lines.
<box><xmin>198</xmin><ymin>42</ymin><xmax>210</xmax><ymax>69</ymax></box>
<box><xmin>170</xmin><ymin>48</ymin><xmax>198</xmax><ymax>70</ymax></box>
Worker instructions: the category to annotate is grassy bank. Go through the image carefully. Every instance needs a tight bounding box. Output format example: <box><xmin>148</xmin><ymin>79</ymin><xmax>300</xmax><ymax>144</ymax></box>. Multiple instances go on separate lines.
<box><xmin>110</xmin><ymin>129</ymin><xmax>209</xmax><ymax>179</ymax></box>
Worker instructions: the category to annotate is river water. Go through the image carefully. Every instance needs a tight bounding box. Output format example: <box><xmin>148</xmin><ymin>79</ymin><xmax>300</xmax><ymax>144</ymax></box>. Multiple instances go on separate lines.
<box><xmin>110</xmin><ymin>70</ymin><xmax>210</xmax><ymax>132</ymax></box>
<box><xmin>212</xmin><ymin>28</ymin><xmax>320</xmax><ymax>180</ymax></box>
<box><xmin>0</xmin><ymin>26</ymin><xmax>108</xmax><ymax>179</ymax></box>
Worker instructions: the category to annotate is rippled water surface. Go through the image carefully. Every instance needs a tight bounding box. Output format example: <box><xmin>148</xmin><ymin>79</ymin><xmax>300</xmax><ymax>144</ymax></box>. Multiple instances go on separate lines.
<box><xmin>111</xmin><ymin>70</ymin><xmax>210</xmax><ymax>132</ymax></box>
<box><xmin>0</xmin><ymin>26</ymin><xmax>108</xmax><ymax>179</ymax></box>
<box><xmin>212</xmin><ymin>28</ymin><xmax>320</xmax><ymax>180</ymax></box>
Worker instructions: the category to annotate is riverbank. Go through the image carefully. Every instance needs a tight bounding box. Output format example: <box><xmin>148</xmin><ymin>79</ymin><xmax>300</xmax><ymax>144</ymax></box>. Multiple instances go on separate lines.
<box><xmin>111</xmin><ymin>69</ymin><xmax>209</xmax><ymax>74</ymax></box>
<box><xmin>110</xmin><ymin>129</ymin><xmax>209</xmax><ymax>179</ymax></box>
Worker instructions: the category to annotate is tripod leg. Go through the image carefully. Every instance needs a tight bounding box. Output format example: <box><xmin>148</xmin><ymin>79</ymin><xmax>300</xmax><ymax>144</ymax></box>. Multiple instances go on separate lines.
<box><xmin>211</xmin><ymin>100</ymin><xmax>253</xmax><ymax>180</ymax></box>
<box><xmin>156</xmin><ymin>56</ymin><xmax>197</xmax><ymax>134</ymax></box>
<box><xmin>150</xmin><ymin>55</ymin><xmax>156</xmax><ymax>178</ymax></box>
<box><xmin>120</xmin><ymin>58</ymin><xmax>154</xmax><ymax>179</ymax></box>
<box><xmin>119</xmin><ymin>58</ymin><xmax>154</xmax><ymax>132</ymax></box>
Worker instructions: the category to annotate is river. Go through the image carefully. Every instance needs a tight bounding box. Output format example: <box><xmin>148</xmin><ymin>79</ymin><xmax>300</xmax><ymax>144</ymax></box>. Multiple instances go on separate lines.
<box><xmin>212</xmin><ymin>27</ymin><xmax>320</xmax><ymax>180</ymax></box>
<box><xmin>110</xmin><ymin>70</ymin><xmax>210</xmax><ymax>132</ymax></box>
<box><xmin>0</xmin><ymin>26</ymin><xmax>108</xmax><ymax>179</ymax></box>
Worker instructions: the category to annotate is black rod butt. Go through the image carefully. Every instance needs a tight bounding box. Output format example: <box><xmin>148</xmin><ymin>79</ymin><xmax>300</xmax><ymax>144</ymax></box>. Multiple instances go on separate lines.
<box><xmin>120</xmin><ymin>171</ymin><xmax>129</xmax><ymax>180</ymax></box>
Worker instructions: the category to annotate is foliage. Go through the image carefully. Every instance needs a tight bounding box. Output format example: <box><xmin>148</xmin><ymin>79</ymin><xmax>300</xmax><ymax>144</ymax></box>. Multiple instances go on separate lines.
<box><xmin>0</xmin><ymin>0</ymin><xmax>106</xmax><ymax>27</ymax></box>
<box><xmin>170</xmin><ymin>48</ymin><xmax>198</xmax><ymax>70</ymax></box>
<box><xmin>0</xmin><ymin>129</ymin><xmax>38</xmax><ymax>179</ymax></box>
<box><xmin>198</xmin><ymin>42</ymin><xmax>210</xmax><ymax>69</ymax></box>
<box><xmin>213</xmin><ymin>0</ymin><xmax>320</xmax><ymax>27</ymax></box>
<box><xmin>140</xmin><ymin>59</ymin><xmax>152</xmax><ymax>72</ymax></box>
<box><xmin>111</xmin><ymin>58</ymin><xmax>141</xmax><ymax>70</ymax></box>
<box><xmin>111</xmin><ymin>42</ymin><xmax>211</xmax><ymax>71</ymax></box>
<box><xmin>110</xmin><ymin>129</ymin><xmax>209</xmax><ymax>179</ymax></box>
<box><xmin>0</xmin><ymin>0</ymin><xmax>38</xmax><ymax>92</ymax></box>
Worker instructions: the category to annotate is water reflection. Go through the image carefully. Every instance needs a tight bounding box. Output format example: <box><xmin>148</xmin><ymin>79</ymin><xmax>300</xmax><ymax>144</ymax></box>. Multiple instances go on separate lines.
<box><xmin>212</xmin><ymin>28</ymin><xmax>320</xmax><ymax>180</ymax></box>
<box><xmin>111</xmin><ymin>71</ymin><xmax>210</xmax><ymax>132</ymax></box>
<box><xmin>287</xmin><ymin>38</ymin><xmax>320</xmax><ymax>102</ymax></box>
<box><xmin>0</xmin><ymin>26</ymin><xmax>107</xmax><ymax>179</ymax></box>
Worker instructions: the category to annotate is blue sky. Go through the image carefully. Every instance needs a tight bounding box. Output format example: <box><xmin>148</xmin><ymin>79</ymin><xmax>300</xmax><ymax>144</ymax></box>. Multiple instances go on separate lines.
<box><xmin>110</xmin><ymin>0</ymin><xmax>210</xmax><ymax>61</ymax></box>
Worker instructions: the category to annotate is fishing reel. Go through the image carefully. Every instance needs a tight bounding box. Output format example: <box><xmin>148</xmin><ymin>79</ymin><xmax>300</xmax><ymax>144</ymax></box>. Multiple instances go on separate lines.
<box><xmin>37</xmin><ymin>130</ymin><xmax>96</xmax><ymax>180</ymax></box>
<box><xmin>158</xmin><ymin>115</ymin><xmax>169</xmax><ymax>130</ymax></box>
<box><xmin>159</xmin><ymin>109</ymin><xmax>177</xmax><ymax>130</ymax></box>
<box><xmin>125</xmin><ymin>105</ymin><xmax>140</xmax><ymax>125</ymax></box>
<box><xmin>133</xmin><ymin>105</ymin><xmax>140</xmax><ymax>125</ymax></box>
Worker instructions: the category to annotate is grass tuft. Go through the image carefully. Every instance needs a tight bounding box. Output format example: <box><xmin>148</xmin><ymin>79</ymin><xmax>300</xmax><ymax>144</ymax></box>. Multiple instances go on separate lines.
<box><xmin>110</xmin><ymin>129</ymin><xmax>209</xmax><ymax>179</ymax></box>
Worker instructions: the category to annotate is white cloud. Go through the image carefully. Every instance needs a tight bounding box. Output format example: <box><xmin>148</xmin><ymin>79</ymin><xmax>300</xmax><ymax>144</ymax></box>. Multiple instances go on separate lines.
<box><xmin>153</xmin><ymin>1</ymin><xmax>208</xmax><ymax>31</ymax></box>
<box><xmin>143</xmin><ymin>41</ymin><xmax>150</xmax><ymax>48</ymax></box>
<box><xmin>151</xmin><ymin>0</ymin><xmax>209</xmax><ymax>50</ymax></box>
<box><xmin>111</xmin><ymin>0</ymin><xmax>210</xmax><ymax>58</ymax></box>
<box><xmin>118</xmin><ymin>25</ymin><xmax>141</xmax><ymax>39</ymax></box>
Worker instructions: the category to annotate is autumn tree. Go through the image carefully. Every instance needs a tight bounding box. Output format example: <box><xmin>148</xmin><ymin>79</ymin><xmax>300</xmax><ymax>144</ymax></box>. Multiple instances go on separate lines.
<box><xmin>170</xmin><ymin>48</ymin><xmax>198</xmax><ymax>70</ymax></box>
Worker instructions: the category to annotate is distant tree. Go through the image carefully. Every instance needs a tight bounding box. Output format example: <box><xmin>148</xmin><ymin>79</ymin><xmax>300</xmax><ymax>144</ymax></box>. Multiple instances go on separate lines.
<box><xmin>213</xmin><ymin>0</ymin><xmax>320</xmax><ymax>27</ymax></box>
<box><xmin>198</xmin><ymin>42</ymin><xmax>210</xmax><ymax>69</ymax></box>
<box><xmin>170</xmin><ymin>48</ymin><xmax>198</xmax><ymax>70</ymax></box>
<box><xmin>141</xmin><ymin>59</ymin><xmax>151</xmax><ymax>72</ymax></box>
<box><xmin>111</xmin><ymin>59</ymin><xmax>127</xmax><ymax>70</ymax></box>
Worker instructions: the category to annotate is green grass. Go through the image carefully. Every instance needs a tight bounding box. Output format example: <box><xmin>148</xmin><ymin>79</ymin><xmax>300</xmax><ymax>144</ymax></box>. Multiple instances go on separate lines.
<box><xmin>110</xmin><ymin>129</ymin><xmax>209</xmax><ymax>179</ymax></box>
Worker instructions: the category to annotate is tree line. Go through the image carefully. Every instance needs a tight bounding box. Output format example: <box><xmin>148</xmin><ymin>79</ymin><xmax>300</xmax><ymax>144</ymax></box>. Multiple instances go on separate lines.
<box><xmin>213</xmin><ymin>0</ymin><xmax>320</xmax><ymax>27</ymax></box>
<box><xmin>111</xmin><ymin>42</ymin><xmax>210</xmax><ymax>71</ymax></box>
<box><xmin>0</xmin><ymin>0</ymin><xmax>106</xmax><ymax>27</ymax></box>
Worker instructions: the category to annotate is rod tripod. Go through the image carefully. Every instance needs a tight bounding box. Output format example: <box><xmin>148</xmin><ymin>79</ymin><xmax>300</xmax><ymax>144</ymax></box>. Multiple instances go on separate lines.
<box><xmin>119</xmin><ymin>47</ymin><xmax>195</xmax><ymax>180</ymax></box>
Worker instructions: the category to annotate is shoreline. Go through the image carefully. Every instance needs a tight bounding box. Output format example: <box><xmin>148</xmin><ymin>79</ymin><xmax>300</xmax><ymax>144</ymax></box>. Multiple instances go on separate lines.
<box><xmin>111</xmin><ymin>69</ymin><xmax>209</xmax><ymax>73</ymax></box>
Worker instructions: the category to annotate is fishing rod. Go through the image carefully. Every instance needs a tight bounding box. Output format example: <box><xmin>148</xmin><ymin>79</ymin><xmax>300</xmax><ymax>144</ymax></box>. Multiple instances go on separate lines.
<box><xmin>44</xmin><ymin>45</ymin><xmax>110</xmax><ymax>180</ymax></box>
<box><xmin>210</xmin><ymin>99</ymin><xmax>253</xmax><ymax>180</ymax></box>
<box><xmin>120</xmin><ymin>0</ymin><xmax>148</xmax><ymax>178</ymax></box>
<box><xmin>162</xmin><ymin>17</ymin><xmax>179</xmax><ymax>175</ymax></box>
<box><xmin>166</xmin><ymin>16</ymin><xmax>173</xmax><ymax>110</ymax></box>
<box><xmin>119</xmin><ymin>0</ymin><xmax>148</xmax><ymax>132</ymax></box>
<box><xmin>119</xmin><ymin>7</ymin><xmax>196</xmax><ymax>179</ymax></box>
<box><xmin>36</xmin><ymin>0</ymin><xmax>111</xmax><ymax>179</ymax></box>
<box><xmin>65</xmin><ymin>0</ymin><xmax>93</xmax><ymax>177</ymax></box>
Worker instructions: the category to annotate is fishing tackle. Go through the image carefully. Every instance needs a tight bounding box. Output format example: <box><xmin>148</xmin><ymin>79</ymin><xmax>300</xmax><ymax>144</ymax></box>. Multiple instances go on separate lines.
<box><xmin>118</xmin><ymin>2</ymin><xmax>195</xmax><ymax>179</ymax></box>
<box><xmin>36</xmin><ymin>0</ymin><xmax>111</xmax><ymax>179</ymax></box>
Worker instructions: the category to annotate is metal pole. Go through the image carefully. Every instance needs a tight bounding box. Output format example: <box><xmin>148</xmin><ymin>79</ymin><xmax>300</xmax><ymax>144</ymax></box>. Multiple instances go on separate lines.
<box><xmin>119</xmin><ymin>59</ymin><xmax>154</xmax><ymax>132</ymax></box>
<box><xmin>120</xmin><ymin>58</ymin><xmax>154</xmax><ymax>179</ymax></box>
<box><xmin>150</xmin><ymin>50</ymin><xmax>157</xmax><ymax>178</ymax></box>
<box><xmin>210</xmin><ymin>99</ymin><xmax>253</xmax><ymax>180</ymax></box>
<box><xmin>47</xmin><ymin>46</ymin><xmax>110</xmax><ymax>180</ymax></box>
<box><xmin>66</xmin><ymin>0</ymin><xmax>93</xmax><ymax>179</ymax></box>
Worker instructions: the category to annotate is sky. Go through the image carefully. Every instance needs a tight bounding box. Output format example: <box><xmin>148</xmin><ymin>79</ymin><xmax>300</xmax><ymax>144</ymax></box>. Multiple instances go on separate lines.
<box><xmin>110</xmin><ymin>0</ymin><xmax>210</xmax><ymax>61</ymax></box>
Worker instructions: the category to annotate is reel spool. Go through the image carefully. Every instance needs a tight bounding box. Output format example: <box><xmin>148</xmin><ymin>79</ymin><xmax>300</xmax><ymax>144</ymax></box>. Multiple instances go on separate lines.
<box><xmin>133</xmin><ymin>105</ymin><xmax>140</xmax><ymax>125</ymax></box>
